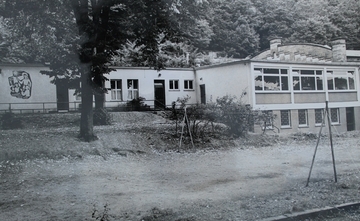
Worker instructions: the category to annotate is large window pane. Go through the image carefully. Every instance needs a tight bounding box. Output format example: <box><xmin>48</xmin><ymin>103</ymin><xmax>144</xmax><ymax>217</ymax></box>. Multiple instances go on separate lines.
<box><xmin>334</xmin><ymin>77</ymin><xmax>348</xmax><ymax>90</ymax></box>
<box><xmin>264</xmin><ymin>76</ymin><xmax>280</xmax><ymax>91</ymax></box>
<box><xmin>316</xmin><ymin>77</ymin><xmax>323</xmax><ymax>90</ymax></box>
<box><xmin>301</xmin><ymin>77</ymin><xmax>315</xmax><ymax>90</ymax></box>
<box><xmin>349</xmin><ymin>77</ymin><xmax>355</xmax><ymax>89</ymax></box>
<box><xmin>255</xmin><ymin>76</ymin><xmax>263</xmax><ymax>90</ymax></box>
<box><xmin>281</xmin><ymin>76</ymin><xmax>289</xmax><ymax>90</ymax></box>
<box><xmin>293</xmin><ymin>76</ymin><xmax>300</xmax><ymax>90</ymax></box>
<box><xmin>327</xmin><ymin>77</ymin><xmax>334</xmax><ymax>90</ymax></box>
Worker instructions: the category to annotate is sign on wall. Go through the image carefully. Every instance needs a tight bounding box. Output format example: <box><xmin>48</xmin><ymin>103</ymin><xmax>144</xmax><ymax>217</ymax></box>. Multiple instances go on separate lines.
<box><xmin>8</xmin><ymin>71</ymin><xmax>32</xmax><ymax>99</ymax></box>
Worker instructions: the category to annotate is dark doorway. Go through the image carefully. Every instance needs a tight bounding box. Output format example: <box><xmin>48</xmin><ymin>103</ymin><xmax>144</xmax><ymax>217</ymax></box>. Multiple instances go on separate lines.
<box><xmin>200</xmin><ymin>84</ymin><xmax>206</xmax><ymax>104</ymax></box>
<box><xmin>154</xmin><ymin>80</ymin><xmax>165</xmax><ymax>109</ymax></box>
<box><xmin>56</xmin><ymin>80</ymin><xmax>69</xmax><ymax>111</ymax></box>
<box><xmin>346</xmin><ymin>107</ymin><xmax>355</xmax><ymax>131</ymax></box>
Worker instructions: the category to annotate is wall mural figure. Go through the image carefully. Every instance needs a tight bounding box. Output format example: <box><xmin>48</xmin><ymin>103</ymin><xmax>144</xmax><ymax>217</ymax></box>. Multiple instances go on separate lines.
<box><xmin>8</xmin><ymin>71</ymin><xmax>32</xmax><ymax>99</ymax></box>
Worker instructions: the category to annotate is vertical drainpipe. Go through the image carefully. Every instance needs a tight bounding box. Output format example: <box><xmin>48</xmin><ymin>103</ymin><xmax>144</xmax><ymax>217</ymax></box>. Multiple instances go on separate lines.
<box><xmin>250</xmin><ymin>62</ymin><xmax>257</xmax><ymax>109</ymax></box>
<box><xmin>324</xmin><ymin>67</ymin><xmax>329</xmax><ymax>103</ymax></box>
<box><xmin>289</xmin><ymin>65</ymin><xmax>294</xmax><ymax>105</ymax></box>
<box><xmin>356</xmin><ymin>67</ymin><xmax>360</xmax><ymax>105</ymax></box>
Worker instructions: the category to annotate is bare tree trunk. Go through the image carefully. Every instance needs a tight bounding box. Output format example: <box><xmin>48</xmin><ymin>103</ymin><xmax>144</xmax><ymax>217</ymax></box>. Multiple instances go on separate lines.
<box><xmin>80</xmin><ymin>65</ymin><xmax>97</xmax><ymax>141</ymax></box>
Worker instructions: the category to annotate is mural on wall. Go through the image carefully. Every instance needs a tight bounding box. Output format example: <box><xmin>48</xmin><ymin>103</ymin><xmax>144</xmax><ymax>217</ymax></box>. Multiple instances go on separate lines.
<box><xmin>8</xmin><ymin>71</ymin><xmax>32</xmax><ymax>99</ymax></box>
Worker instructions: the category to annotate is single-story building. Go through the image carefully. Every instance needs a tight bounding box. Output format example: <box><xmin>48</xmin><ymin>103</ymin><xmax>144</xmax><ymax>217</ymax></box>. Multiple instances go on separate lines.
<box><xmin>1</xmin><ymin>38</ymin><xmax>360</xmax><ymax>134</ymax></box>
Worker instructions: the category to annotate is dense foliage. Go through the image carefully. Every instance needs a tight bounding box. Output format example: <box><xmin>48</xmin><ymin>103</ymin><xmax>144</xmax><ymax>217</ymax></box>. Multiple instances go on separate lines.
<box><xmin>1</xmin><ymin>0</ymin><xmax>359</xmax><ymax>64</ymax></box>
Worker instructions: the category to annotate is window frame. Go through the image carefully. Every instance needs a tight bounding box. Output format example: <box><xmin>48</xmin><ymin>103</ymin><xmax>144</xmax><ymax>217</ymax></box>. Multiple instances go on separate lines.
<box><xmin>127</xmin><ymin>79</ymin><xmax>139</xmax><ymax>100</ymax></box>
<box><xmin>280</xmin><ymin>110</ymin><xmax>291</xmax><ymax>128</ymax></box>
<box><xmin>292</xmin><ymin>69</ymin><xmax>324</xmax><ymax>91</ymax></box>
<box><xmin>298</xmin><ymin>109</ymin><xmax>308</xmax><ymax>127</ymax></box>
<box><xmin>330</xmin><ymin>108</ymin><xmax>340</xmax><ymax>125</ymax></box>
<box><xmin>184</xmin><ymin>80</ymin><xmax>194</xmax><ymax>90</ymax></box>
<box><xmin>169</xmin><ymin>79</ymin><xmax>179</xmax><ymax>90</ymax></box>
<box><xmin>254</xmin><ymin>68</ymin><xmax>289</xmax><ymax>92</ymax></box>
<box><xmin>315</xmin><ymin>109</ymin><xmax>324</xmax><ymax>126</ymax></box>
<box><xmin>327</xmin><ymin>70</ymin><xmax>356</xmax><ymax>91</ymax></box>
<box><xmin>110</xmin><ymin>79</ymin><xmax>122</xmax><ymax>101</ymax></box>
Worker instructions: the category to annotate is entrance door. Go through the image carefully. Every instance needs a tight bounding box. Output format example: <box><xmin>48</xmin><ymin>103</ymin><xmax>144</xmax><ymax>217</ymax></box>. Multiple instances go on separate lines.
<box><xmin>154</xmin><ymin>80</ymin><xmax>165</xmax><ymax>109</ymax></box>
<box><xmin>200</xmin><ymin>84</ymin><xmax>206</xmax><ymax>104</ymax></box>
<box><xmin>346</xmin><ymin>107</ymin><xmax>355</xmax><ymax>131</ymax></box>
<box><xmin>56</xmin><ymin>80</ymin><xmax>69</xmax><ymax>111</ymax></box>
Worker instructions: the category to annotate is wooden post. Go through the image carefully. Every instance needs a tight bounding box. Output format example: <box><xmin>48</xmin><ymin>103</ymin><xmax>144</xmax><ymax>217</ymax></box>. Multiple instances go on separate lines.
<box><xmin>306</xmin><ymin>109</ymin><xmax>326</xmax><ymax>187</ymax></box>
<box><xmin>326</xmin><ymin>101</ymin><xmax>337</xmax><ymax>182</ymax></box>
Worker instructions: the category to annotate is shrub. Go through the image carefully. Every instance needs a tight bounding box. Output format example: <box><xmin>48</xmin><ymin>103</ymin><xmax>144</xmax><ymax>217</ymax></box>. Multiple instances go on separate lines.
<box><xmin>215</xmin><ymin>95</ymin><xmax>252</xmax><ymax>137</ymax></box>
<box><xmin>1</xmin><ymin>112</ymin><xmax>24</xmax><ymax>130</ymax></box>
<box><xmin>127</xmin><ymin>97</ymin><xmax>148</xmax><ymax>111</ymax></box>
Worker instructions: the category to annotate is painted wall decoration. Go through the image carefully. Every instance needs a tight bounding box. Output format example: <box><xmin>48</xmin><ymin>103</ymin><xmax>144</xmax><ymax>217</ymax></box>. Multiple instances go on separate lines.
<box><xmin>8</xmin><ymin>71</ymin><xmax>32</xmax><ymax>99</ymax></box>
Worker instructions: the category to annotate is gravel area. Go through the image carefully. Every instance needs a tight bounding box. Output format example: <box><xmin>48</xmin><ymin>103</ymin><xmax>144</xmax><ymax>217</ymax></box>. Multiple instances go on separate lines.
<box><xmin>1</xmin><ymin>112</ymin><xmax>360</xmax><ymax>220</ymax></box>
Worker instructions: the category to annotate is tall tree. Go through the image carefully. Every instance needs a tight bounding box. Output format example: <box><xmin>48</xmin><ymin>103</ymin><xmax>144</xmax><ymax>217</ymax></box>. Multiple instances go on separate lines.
<box><xmin>2</xmin><ymin>0</ymin><xmax>201</xmax><ymax>141</ymax></box>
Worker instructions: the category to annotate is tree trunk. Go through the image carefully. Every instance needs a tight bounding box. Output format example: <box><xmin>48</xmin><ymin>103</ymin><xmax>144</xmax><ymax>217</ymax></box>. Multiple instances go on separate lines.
<box><xmin>80</xmin><ymin>66</ymin><xmax>97</xmax><ymax>141</ymax></box>
<box><xmin>94</xmin><ymin>92</ymin><xmax>105</xmax><ymax>110</ymax></box>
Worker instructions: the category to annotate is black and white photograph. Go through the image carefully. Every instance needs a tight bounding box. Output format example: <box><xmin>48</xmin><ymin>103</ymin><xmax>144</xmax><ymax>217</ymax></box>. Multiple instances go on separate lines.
<box><xmin>1</xmin><ymin>0</ymin><xmax>360</xmax><ymax>220</ymax></box>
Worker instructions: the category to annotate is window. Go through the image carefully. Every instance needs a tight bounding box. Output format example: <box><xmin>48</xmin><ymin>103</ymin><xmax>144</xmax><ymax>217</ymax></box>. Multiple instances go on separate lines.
<box><xmin>330</xmin><ymin>108</ymin><xmax>340</xmax><ymax>124</ymax></box>
<box><xmin>127</xmin><ymin>79</ymin><xmax>139</xmax><ymax>100</ymax></box>
<box><xmin>327</xmin><ymin>71</ymin><xmax>355</xmax><ymax>90</ymax></box>
<box><xmin>184</xmin><ymin>80</ymin><xmax>193</xmax><ymax>90</ymax></box>
<box><xmin>298</xmin><ymin>109</ymin><xmax>308</xmax><ymax>127</ymax></box>
<box><xmin>110</xmin><ymin>80</ymin><xmax>122</xmax><ymax>100</ymax></box>
<box><xmin>169</xmin><ymin>80</ymin><xmax>179</xmax><ymax>90</ymax></box>
<box><xmin>293</xmin><ymin>70</ymin><xmax>323</xmax><ymax>91</ymax></box>
<box><xmin>315</xmin><ymin>109</ymin><xmax>324</xmax><ymax>126</ymax></box>
<box><xmin>280</xmin><ymin>110</ymin><xmax>291</xmax><ymax>128</ymax></box>
<box><xmin>254</xmin><ymin>68</ymin><xmax>289</xmax><ymax>91</ymax></box>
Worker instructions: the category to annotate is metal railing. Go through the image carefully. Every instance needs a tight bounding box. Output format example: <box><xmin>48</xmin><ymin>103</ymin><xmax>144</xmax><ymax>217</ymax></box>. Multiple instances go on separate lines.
<box><xmin>0</xmin><ymin>99</ymin><xmax>179</xmax><ymax>114</ymax></box>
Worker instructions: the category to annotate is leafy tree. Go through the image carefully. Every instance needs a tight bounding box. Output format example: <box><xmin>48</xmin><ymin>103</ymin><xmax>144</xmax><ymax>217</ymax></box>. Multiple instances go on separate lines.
<box><xmin>208</xmin><ymin>0</ymin><xmax>260</xmax><ymax>58</ymax></box>
<box><xmin>2</xmin><ymin>0</ymin><xmax>203</xmax><ymax>141</ymax></box>
<box><xmin>328</xmin><ymin>0</ymin><xmax>360</xmax><ymax>49</ymax></box>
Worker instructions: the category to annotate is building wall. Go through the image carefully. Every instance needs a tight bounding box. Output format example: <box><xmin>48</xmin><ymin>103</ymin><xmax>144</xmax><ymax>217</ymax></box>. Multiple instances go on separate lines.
<box><xmin>195</xmin><ymin>62</ymin><xmax>251</xmax><ymax>104</ymax></box>
<box><xmin>68</xmin><ymin>67</ymin><xmax>197</xmax><ymax>109</ymax></box>
<box><xmin>250</xmin><ymin>61</ymin><xmax>360</xmax><ymax>134</ymax></box>
<box><xmin>0</xmin><ymin>64</ymin><xmax>56</xmax><ymax>112</ymax></box>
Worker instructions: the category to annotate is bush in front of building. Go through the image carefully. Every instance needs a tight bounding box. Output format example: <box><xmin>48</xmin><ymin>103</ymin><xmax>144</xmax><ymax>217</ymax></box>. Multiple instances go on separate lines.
<box><xmin>215</xmin><ymin>95</ymin><xmax>253</xmax><ymax>137</ymax></box>
<box><xmin>1</xmin><ymin>112</ymin><xmax>24</xmax><ymax>130</ymax></box>
<box><xmin>171</xmin><ymin>95</ymin><xmax>257</xmax><ymax>138</ymax></box>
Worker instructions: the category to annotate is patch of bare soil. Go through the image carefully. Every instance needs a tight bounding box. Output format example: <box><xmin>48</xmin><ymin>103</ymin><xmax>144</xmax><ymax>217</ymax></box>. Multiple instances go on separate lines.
<box><xmin>1</xmin><ymin>112</ymin><xmax>360</xmax><ymax>221</ymax></box>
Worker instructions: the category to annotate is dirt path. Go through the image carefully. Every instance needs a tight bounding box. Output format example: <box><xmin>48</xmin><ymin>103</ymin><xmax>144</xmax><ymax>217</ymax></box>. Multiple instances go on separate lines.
<box><xmin>1</xmin><ymin>137</ymin><xmax>360</xmax><ymax>220</ymax></box>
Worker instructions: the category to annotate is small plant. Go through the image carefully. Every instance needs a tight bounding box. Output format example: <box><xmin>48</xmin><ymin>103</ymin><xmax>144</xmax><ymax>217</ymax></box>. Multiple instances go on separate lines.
<box><xmin>92</xmin><ymin>203</ymin><xmax>110</xmax><ymax>221</ymax></box>
<box><xmin>1</xmin><ymin>112</ymin><xmax>24</xmax><ymax>130</ymax></box>
<box><xmin>128</xmin><ymin>97</ymin><xmax>147</xmax><ymax>111</ymax></box>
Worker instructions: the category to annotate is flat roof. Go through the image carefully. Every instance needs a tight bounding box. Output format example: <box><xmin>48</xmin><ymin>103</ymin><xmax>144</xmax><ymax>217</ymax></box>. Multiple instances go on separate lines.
<box><xmin>346</xmin><ymin>50</ymin><xmax>360</xmax><ymax>57</ymax></box>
